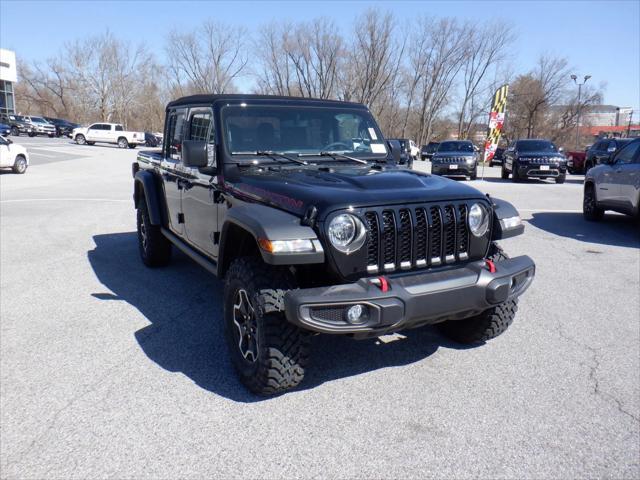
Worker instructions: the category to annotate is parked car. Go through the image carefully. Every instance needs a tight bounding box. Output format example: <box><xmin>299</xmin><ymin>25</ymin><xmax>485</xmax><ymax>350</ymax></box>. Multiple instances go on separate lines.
<box><xmin>43</xmin><ymin>117</ymin><xmax>79</xmax><ymax>137</ymax></box>
<box><xmin>584</xmin><ymin>138</ymin><xmax>634</xmax><ymax>173</ymax></box>
<box><xmin>144</xmin><ymin>132</ymin><xmax>161</xmax><ymax>147</ymax></box>
<box><xmin>565</xmin><ymin>148</ymin><xmax>587</xmax><ymax>174</ymax></box>
<box><xmin>72</xmin><ymin>122</ymin><xmax>145</xmax><ymax>148</ymax></box>
<box><xmin>132</xmin><ymin>94</ymin><xmax>535</xmax><ymax>395</ymax></box>
<box><xmin>489</xmin><ymin>147</ymin><xmax>505</xmax><ymax>167</ymax></box>
<box><xmin>502</xmin><ymin>139</ymin><xmax>567</xmax><ymax>183</ymax></box>
<box><xmin>0</xmin><ymin>114</ymin><xmax>33</xmax><ymax>136</ymax></box>
<box><xmin>386</xmin><ymin>138</ymin><xmax>414</xmax><ymax>168</ymax></box>
<box><xmin>583</xmin><ymin>137</ymin><xmax>640</xmax><ymax>220</ymax></box>
<box><xmin>23</xmin><ymin>116</ymin><xmax>56</xmax><ymax>137</ymax></box>
<box><xmin>0</xmin><ymin>136</ymin><xmax>29</xmax><ymax>174</ymax></box>
<box><xmin>0</xmin><ymin>122</ymin><xmax>10</xmax><ymax>136</ymax></box>
<box><xmin>431</xmin><ymin>140</ymin><xmax>479</xmax><ymax>180</ymax></box>
<box><xmin>420</xmin><ymin>142</ymin><xmax>439</xmax><ymax>161</ymax></box>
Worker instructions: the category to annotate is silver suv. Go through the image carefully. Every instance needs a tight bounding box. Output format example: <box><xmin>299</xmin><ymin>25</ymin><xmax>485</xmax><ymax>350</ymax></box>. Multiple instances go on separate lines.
<box><xmin>583</xmin><ymin>138</ymin><xmax>640</xmax><ymax>220</ymax></box>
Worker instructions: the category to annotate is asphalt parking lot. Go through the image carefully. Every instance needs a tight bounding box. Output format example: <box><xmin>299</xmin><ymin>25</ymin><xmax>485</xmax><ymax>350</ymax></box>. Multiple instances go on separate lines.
<box><xmin>1</xmin><ymin>136</ymin><xmax>639</xmax><ymax>479</ymax></box>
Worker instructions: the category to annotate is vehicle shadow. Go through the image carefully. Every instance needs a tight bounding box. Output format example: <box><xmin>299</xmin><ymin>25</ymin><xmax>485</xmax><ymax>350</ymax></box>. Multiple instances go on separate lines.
<box><xmin>528</xmin><ymin>212</ymin><xmax>640</xmax><ymax>248</ymax></box>
<box><xmin>88</xmin><ymin>232</ymin><xmax>467</xmax><ymax>402</ymax></box>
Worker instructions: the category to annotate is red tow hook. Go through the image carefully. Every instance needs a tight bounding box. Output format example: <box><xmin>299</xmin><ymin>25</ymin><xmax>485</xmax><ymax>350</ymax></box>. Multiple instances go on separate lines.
<box><xmin>371</xmin><ymin>276</ymin><xmax>390</xmax><ymax>292</ymax></box>
<box><xmin>485</xmin><ymin>260</ymin><xmax>496</xmax><ymax>273</ymax></box>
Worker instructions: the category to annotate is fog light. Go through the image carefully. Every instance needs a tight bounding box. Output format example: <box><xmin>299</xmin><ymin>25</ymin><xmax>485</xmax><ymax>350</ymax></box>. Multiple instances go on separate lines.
<box><xmin>346</xmin><ymin>304</ymin><xmax>366</xmax><ymax>323</ymax></box>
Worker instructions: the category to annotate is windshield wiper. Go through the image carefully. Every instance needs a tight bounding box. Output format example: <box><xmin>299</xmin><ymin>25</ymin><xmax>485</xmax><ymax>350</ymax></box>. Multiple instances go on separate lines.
<box><xmin>254</xmin><ymin>150</ymin><xmax>308</xmax><ymax>166</ymax></box>
<box><xmin>298</xmin><ymin>151</ymin><xmax>369</xmax><ymax>164</ymax></box>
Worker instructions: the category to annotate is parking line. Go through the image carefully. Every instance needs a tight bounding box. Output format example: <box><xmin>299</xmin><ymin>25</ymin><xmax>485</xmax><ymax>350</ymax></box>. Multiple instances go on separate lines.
<box><xmin>519</xmin><ymin>209</ymin><xmax>582</xmax><ymax>213</ymax></box>
<box><xmin>0</xmin><ymin>198</ymin><xmax>130</xmax><ymax>204</ymax></box>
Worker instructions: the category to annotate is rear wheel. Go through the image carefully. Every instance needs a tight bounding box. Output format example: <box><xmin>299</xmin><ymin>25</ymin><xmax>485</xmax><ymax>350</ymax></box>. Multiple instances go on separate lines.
<box><xmin>76</xmin><ymin>134</ymin><xmax>86</xmax><ymax>145</ymax></box>
<box><xmin>12</xmin><ymin>155</ymin><xmax>27</xmax><ymax>174</ymax></box>
<box><xmin>118</xmin><ymin>137</ymin><xmax>128</xmax><ymax>149</ymax></box>
<box><xmin>136</xmin><ymin>198</ymin><xmax>172</xmax><ymax>267</ymax></box>
<box><xmin>438</xmin><ymin>244</ymin><xmax>517</xmax><ymax>344</ymax></box>
<box><xmin>224</xmin><ymin>257</ymin><xmax>310</xmax><ymax>395</ymax></box>
<box><xmin>10</xmin><ymin>126</ymin><xmax>19</xmax><ymax>136</ymax></box>
<box><xmin>583</xmin><ymin>183</ymin><xmax>604</xmax><ymax>221</ymax></box>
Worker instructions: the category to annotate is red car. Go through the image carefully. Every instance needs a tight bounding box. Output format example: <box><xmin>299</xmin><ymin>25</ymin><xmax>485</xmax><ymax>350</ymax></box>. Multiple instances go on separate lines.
<box><xmin>566</xmin><ymin>149</ymin><xmax>587</xmax><ymax>174</ymax></box>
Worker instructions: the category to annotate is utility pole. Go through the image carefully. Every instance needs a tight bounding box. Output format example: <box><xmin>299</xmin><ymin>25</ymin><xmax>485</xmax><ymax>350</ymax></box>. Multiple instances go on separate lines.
<box><xmin>571</xmin><ymin>74</ymin><xmax>591</xmax><ymax>149</ymax></box>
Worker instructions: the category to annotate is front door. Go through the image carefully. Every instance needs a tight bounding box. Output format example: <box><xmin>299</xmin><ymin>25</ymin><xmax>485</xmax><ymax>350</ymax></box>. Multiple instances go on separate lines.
<box><xmin>181</xmin><ymin>108</ymin><xmax>220</xmax><ymax>258</ymax></box>
<box><xmin>0</xmin><ymin>138</ymin><xmax>10</xmax><ymax>167</ymax></box>
<box><xmin>609</xmin><ymin>141</ymin><xmax>640</xmax><ymax>207</ymax></box>
<box><xmin>162</xmin><ymin>109</ymin><xmax>187</xmax><ymax>237</ymax></box>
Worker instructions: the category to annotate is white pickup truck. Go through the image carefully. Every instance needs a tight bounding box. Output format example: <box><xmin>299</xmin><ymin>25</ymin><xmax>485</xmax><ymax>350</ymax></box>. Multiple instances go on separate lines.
<box><xmin>72</xmin><ymin>122</ymin><xmax>145</xmax><ymax>149</ymax></box>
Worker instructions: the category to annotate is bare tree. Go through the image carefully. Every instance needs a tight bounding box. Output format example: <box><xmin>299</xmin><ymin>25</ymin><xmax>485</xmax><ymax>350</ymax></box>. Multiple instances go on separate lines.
<box><xmin>166</xmin><ymin>21</ymin><xmax>248</xmax><ymax>95</ymax></box>
<box><xmin>456</xmin><ymin>22</ymin><xmax>514</xmax><ymax>139</ymax></box>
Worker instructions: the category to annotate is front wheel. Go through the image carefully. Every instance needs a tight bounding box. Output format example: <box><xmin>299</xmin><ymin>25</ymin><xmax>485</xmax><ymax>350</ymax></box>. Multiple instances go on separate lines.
<box><xmin>511</xmin><ymin>164</ymin><xmax>521</xmax><ymax>182</ymax></box>
<box><xmin>555</xmin><ymin>174</ymin><xmax>566</xmax><ymax>184</ymax></box>
<box><xmin>118</xmin><ymin>137</ymin><xmax>129</xmax><ymax>149</ymax></box>
<box><xmin>137</xmin><ymin>199</ymin><xmax>172</xmax><ymax>267</ymax></box>
<box><xmin>10</xmin><ymin>126</ymin><xmax>19</xmax><ymax>136</ymax></box>
<box><xmin>583</xmin><ymin>183</ymin><xmax>604</xmax><ymax>221</ymax></box>
<box><xmin>438</xmin><ymin>244</ymin><xmax>517</xmax><ymax>344</ymax></box>
<box><xmin>224</xmin><ymin>257</ymin><xmax>309</xmax><ymax>395</ymax></box>
<box><xmin>12</xmin><ymin>155</ymin><xmax>27</xmax><ymax>174</ymax></box>
<box><xmin>76</xmin><ymin>134</ymin><xmax>86</xmax><ymax>145</ymax></box>
<box><xmin>501</xmin><ymin>165</ymin><xmax>509</xmax><ymax>179</ymax></box>
<box><xmin>470</xmin><ymin>167</ymin><xmax>477</xmax><ymax>180</ymax></box>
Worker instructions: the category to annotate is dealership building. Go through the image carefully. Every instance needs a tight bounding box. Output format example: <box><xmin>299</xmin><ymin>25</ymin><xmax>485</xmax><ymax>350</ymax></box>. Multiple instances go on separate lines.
<box><xmin>0</xmin><ymin>49</ymin><xmax>17</xmax><ymax>116</ymax></box>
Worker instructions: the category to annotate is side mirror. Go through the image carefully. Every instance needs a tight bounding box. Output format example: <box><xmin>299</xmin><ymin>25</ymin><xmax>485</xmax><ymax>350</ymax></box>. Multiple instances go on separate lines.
<box><xmin>558</xmin><ymin>147</ymin><xmax>564</xmax><ymax>153</ymax></box>
<box><xmin>607</xmin><ymin>146</ymin><xmax>616</xmax><ymax>153</ymax></box>
<box><xmin>387</xmin><ymin>139</ymin><xmax>401</xmax><ymax>164</ymax></box>
<box><xmin>182</xmin><ymin>140</ymin><xmax>208</xmax><ymax>168</ymax></box>
<box><xmin>473</xmin><ymin>145</ymin><xmax>480</xmax><ymax>152</ymax></box>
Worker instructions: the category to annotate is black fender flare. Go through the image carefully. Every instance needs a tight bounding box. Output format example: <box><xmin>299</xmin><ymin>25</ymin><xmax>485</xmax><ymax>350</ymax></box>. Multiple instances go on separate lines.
<box><xmin>219</xmin><ymin>203</ymin><xmax>324</xmax><ymax>272</ymax></box>
<box><xmin>491</xmin><ymin>197</ymin><xmax>525</xmax><ymax>240</ymax></box>
<box><xmin>133</xmin><ymin>169</ymin><xmax>165</xmax><ymax>225</ymax></box>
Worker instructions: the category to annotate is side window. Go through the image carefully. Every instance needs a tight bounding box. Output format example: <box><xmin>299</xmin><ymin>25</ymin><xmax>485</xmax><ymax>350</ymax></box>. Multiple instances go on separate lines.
<box><xmin>166</xmin><ymin>109</ymin><xmax>186</xmax><ymax>160</ymax></box>
<box><xmin>188</xmin><ymin>111</ymin><xmax>214</xmax><ymax>142</ymax></box>
<box><xmin>115</xmin><ymin>125</ymin><xmax>123</xmax><ymax>132</ymax></box>
<box><xmin>614</xmin><ymin>142</ymin><xmax>640</xmax><ymax>165</ymax></box>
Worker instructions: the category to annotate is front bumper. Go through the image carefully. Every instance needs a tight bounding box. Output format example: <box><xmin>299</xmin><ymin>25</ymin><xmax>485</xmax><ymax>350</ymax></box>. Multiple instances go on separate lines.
<box><xmin>284</xmin><ymin>256</ymin><xmax>535</xmax><ymax>336</ymax></box>
<box><xmin>518</xmin><ymin>164</ymin><xmax>566</xmax><ymax>178</ymax></box>
<box><xmin>432</xmin><ymin>163</ymin><xmax>476</xmax><ymax>175</ymax></box>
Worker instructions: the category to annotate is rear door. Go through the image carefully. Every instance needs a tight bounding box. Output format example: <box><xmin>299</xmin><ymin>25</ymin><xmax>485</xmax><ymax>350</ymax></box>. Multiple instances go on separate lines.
<box><xmin>162</xmin><ymin>109</ymin><xmax>187</xmax><ymax>237</ymax></box>
<box><xmin>181</xmin><ymin>107</ymin><xmax>219</xmax><ymax>258</ymax></box>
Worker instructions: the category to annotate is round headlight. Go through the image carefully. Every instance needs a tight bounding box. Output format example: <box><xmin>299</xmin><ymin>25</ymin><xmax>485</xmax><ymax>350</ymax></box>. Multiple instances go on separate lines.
<box><xmin>468</xmin><ymin>203</ymin><xmax>489</xmax><ymax>237</ymax></box>
<box><xmin>327</xmin><ymin>214</ymin><xmax>366</xmax><ymax>254</ymax></box>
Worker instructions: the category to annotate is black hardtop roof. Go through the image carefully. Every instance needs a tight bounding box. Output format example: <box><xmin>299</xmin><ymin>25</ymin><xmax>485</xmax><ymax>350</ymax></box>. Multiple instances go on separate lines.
<box><xmin>166</xmin><ymin>93</ymin><xmax>367</xmax><ymax>109</ymax></box>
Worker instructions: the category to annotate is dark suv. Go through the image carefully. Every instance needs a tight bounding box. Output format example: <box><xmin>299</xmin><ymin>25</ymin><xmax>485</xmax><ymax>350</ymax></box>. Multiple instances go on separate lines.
<box><xmin>431</xmin><ymin>140</ymin><xmax>479</xmax><ymax>180</ymax></box>
<box><xmin>133</xmin><ymin>94</ymin><xmax>535</xmax><ymax>395</ymax></box>
<box><xmin>0</xmin><ymin>114</ymin><xmax>33</xmax><ymax>136</ymax></box>
<box><xmin>421</xmin><ymin>142</ymin><xmax>439</xmax><ymax>161</ymax></box>
<box><xmin>502</xmin><ymin>139</ymin><xmax>567</xmax><ymax>183</ymax></box>
<box><xmin>584</xmin><ymin>138</ymin><xmax>633</xmax><ymax>173</ymax></box>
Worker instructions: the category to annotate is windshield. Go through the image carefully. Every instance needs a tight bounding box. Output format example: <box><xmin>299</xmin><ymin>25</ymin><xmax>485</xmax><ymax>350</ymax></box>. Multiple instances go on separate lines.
<box><xmin>517</xmin><ymin>140</ymin><xmax>557</xmax><ymax>152</ymax></box>
<box><xmin>30</xmin><ymin>117</ymin><xmax>47</xmax><ymax>123</ymax></box>
<box><xmin>437</xmin><ymin>141</ymin><xmax>474</xmax><ymax>153</ymax></box>
<box><xmin>222</xmin><ymin>105</ymin><xmax>387</xmax><ymax>160</ymax></box>
<box><xmin>426</xmin><ymin>143</ymin><xmax>439</xmax><ymax>153</ymax></box>
<box><xmin>10</xmin><ymin>115</ymin><xmax>25</xmax><ymax>121</ymax></box>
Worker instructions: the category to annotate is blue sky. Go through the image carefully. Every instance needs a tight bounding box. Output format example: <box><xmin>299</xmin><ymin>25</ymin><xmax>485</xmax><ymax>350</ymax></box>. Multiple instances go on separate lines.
<box><xmin>1</xmin><ymin>0</ymin><xmax>639</xmax><ymax>118</ymax></box>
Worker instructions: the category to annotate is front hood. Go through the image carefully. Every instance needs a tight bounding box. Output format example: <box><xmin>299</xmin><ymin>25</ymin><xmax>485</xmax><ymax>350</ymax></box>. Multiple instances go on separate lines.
<box><xmin>226</xmin><ymin>165</ymin><xmax>486</xmax><ymax>219</ymax></box>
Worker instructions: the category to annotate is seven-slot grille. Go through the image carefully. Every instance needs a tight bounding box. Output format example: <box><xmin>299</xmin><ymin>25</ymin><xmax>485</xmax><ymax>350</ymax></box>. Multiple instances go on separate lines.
<box><xmin>521</xmin><ymin>157</ymin><xmax>560</xmax><ymax>164</ymax></box>
<box><xmin>437</xmin><ymin>156</ymin><xmax>471</xmax><ymax>163</ymax></box>
<box><xmin>365</xmin><ymin>203</ymin><xmax>471</xmax><ymax>274</ymax></box>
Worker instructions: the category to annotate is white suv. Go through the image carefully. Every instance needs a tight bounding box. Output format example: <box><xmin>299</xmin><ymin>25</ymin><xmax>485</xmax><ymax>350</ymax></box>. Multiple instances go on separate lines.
<box><xmin>0</xmin><ymin>136</ymin><xmax>29</xmax><ymax>174</ymax></box>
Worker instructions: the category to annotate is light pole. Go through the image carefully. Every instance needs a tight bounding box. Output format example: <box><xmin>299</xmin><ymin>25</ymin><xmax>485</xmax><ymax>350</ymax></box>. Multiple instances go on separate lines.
<box><xmin>571</xmin><ymin>74</ymin><xmax>591</xmax><ymax>149</ymax></box>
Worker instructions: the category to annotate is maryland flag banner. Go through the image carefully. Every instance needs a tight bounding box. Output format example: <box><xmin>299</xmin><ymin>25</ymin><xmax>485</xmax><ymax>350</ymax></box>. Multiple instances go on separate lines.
<box><xmin>483</xmin><ymin>84</ymin><xmax>509</xmax><ymax>163</ymax></box>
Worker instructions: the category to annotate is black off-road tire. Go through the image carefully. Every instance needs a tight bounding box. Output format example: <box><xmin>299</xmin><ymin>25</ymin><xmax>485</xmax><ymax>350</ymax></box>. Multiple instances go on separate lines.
<box><xmin>224</xmin><ymin>257</ymin><xmax>310</xmax><ymax>395</ymax></box>
<box><xmin>501</xmin><ymin>165</ymin><xmax>509</xmax><ymax>179</ymax></box>
<box><xmin>583</xmin><ymin>183</ymin><xmax>604</xmax><ymax>221</ymax></box>
<box><xmin>438</xmin><ymin>244</ymin><xmax>518</xmax><ymax>344</ymax></box>
<box><xmin>555</xmin><ymin>174</ymin><xmax>566</xmax><ymax>184</ymax></box>
<box><xmin>12</xmin><ymin>155</ymin><xmax>27</xmax><ymax>174</ymax></box>
<box><xmin>136</xmin><ymin>199</ymin><xmax>171</xmax><ymax>267</ymax></box>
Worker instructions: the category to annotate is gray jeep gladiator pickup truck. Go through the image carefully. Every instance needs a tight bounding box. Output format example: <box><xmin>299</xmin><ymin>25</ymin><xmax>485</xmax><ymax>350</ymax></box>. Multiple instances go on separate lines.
<box><xmin>132</xmin><ymin>94</ymin><xmax>535</xmax><ymax>395</ymax></box>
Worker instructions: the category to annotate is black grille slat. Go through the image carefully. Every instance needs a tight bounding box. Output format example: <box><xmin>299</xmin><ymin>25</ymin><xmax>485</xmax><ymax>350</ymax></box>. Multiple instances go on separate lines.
<box><xmin>414</xmin><ymin>208</ymin><xmax>428</xmax><ymax>265</ymax></box>
<box><xmin>365</xmin><ymin>212</ymin><xmax>380</xmax><ymax>269</ymax></box>
<box><xmin>381</xmin><ymin>211</ymin><xmax>396</xmax><ymax>268</ymax></box>
<box><xmin>398</xmin><ymin>209</ymin><xmax>412</xmax><ymax>267</ymax></box>
<box><xmin>429</xmin><ymin>207</ymin><xmax>442</xmax><ymax>263</ymax></box>
<box><xmin>444</xmin><ymin>205</ymin><xmax>456</xmax><ymax>261</ymax></box>
<box><xmin>457</xmin><ymin>204</ymin><xmax>468</xmax><ymax>256</ymax></box>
